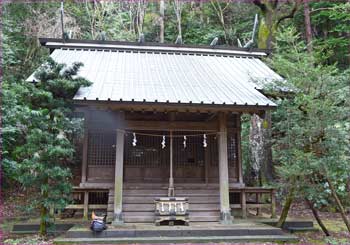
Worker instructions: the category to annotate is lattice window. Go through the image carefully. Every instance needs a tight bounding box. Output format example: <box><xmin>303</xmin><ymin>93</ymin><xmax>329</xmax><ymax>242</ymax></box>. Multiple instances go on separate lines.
<box><xmin>227</xmin><ymin>130</ymin><xmax>238</xmax><ymax>167</ymax></box>
<box><xmin>124</xmin><ymin>131</ymin><xmax>169</xmax><ymax>167</ymax></box>
<box><xmin>89</xmin><ymin>192</ymin><xmax>109</xmax><ymax>204</ymax></box>
<box><xmin>173</xmin><ymin>132</ymin><xmax>205</xmax><ymax>166</ymax></box>
<box><xmin>87</xmin><ymin>130</ymin><xmax>116</xmax><ymax>166</ymax></box>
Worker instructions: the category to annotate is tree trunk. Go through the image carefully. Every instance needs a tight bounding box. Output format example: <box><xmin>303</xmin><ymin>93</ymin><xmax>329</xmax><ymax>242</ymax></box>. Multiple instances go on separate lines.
<box><xmin>253</xmin><ymin>7</ymin><xmax>276</xmax><ymax>184</ymax></box>
<box><xmin>249</xmin><ymin>113</ymin><xmax>273</xmax><ymax>185</ymax></box>
<box><xmin>326</xmin><ymin>177</ymin><xmax>350</xmax><ymax>233</ymax></box>
<box><xmin>303</xmin><ymin>0</ymin><xmax>313</xmax><ymax>53</ymax></box>
<box><xmin>255</xmin><ymin>1</ymin><xmax>300</xmax><ymax>49</ymax></box>
<box><xmin>39</xmin><ymin>178</ymin><xmax>49</xmax><ymax>236</ymax></box>
<box><xmin>305</xmin><ymin>199</ymin><xmax>330</xmax><ymax>236</ymax></box>
<box><xmin>199</xmin><ymin>1</ymin><xmax>204</xmax><ymax>25</ymax></box>
<box><xmin>159</xmin><ymin>0</ymin><xmax>165</xmax><ymax>43</ymax></box>
<box><xmin>257</xmin><ymin>11</ymin><xmax>277</xmax><ymax>49</ymax></box>
<box><xmin>39</xmin><ymin>204</ymin><xmax>48</xmax><ymax>236</ymax></box>
<box><xmin>210</xmin><ymin>1</ymin><xmax>229</xmax><ymax>44</ymax></box>
<box><xmin>173</xmin><ymin>0</ymin><xmax>183</xmax><ymax>43</ymax></box>
<box><xmin>276</xmin><ymin>184</ymin><xmax>295</xmax><ymax>228</ymax></box>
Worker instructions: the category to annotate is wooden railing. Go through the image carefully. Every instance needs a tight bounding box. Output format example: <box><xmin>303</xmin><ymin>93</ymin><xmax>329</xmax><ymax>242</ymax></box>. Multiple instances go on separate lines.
<box><xmin>229</xmin><ymin>187</ymin><xmax>276</xmax><ymax>219</ymax></box>
<box><xmin>64</xmin><ymin>187</ymin><xmax>109</xmax><ymax>219</ymax></box>
<box><xmin>61</xmin><ymin>186</ymin><xmax>276</xmax><ymax>221</ymax></box>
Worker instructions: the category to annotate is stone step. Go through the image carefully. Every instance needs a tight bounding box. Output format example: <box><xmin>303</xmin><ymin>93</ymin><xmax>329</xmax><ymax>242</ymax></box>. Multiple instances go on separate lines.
<box><xmin>261</xmin><ymin>220</ymin><xmax>315</xmax><ymax>229</ymax></box>
<box><xmin>288</xmin><ymin>226</ymin><xmax>319</xmax><ymax>233</ymax></box>
<box><xmin>65</xmin><ymin>224</ymin><xmax>287</xmax><ymax>239</ymax></box>
<box><xmin>55</xmin><ymin>235</ymin><xmax>298</xmax><ymax>244</ymax></box>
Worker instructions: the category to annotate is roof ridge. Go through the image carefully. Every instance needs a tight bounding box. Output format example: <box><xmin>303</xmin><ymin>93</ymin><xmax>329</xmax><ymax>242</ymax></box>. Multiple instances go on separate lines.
<box><xmin>39</xmin><ymin>38</ymin><xmax>268</xmax><ymax>58</ymax></box>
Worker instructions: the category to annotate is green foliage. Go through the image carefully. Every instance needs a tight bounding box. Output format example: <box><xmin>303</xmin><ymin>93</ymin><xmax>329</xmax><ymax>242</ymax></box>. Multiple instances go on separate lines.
<box><xmin>267</xmin><ymin>27</ymin><xmax>350</xmax><ymax>208</ymax></box>
<box><xmin>311</xmin><ymin>2</ymin><xmax>350</xmax><ymax>67</ymax></box>
<box><xmin>2</xmin><ymin>58</ymin><xmax>91</xmax><ymax>235</ymax></box>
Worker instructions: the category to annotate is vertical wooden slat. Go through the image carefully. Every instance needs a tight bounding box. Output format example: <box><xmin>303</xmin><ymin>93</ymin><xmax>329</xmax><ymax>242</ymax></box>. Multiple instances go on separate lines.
<box><xmin>81</xmin><ymin>110</ymin><xmax>89</xmax><ymax>183</ymax></box>
<box><xmin>237</xmin><ymin>114</ymin><xmax>244</xmax><ymax>185</ymax></box>
<box><xmin>168</xmin><ymin>130</ymin><xmax>174</xmax><ymax>196</ymax></box>
<box><xmin>218</xmin><ymin>112</ymin><xmax>233</xmax><ymax>224</ymax></box>
<box><xmin>83</xmin><ymin>191</ymin><xmax>89</xmax><ymax>220</ymax></box>
<box><xmin>205</xmin><ymin>146</ymin><xmax>210</xmax><ymax>184</ymax></box>
<box><xmin>271</xmin><ymin>190</ymin><xmax>277</xmax><ymax>218</ymax></box>
<box><xmin>256</xmin><ymin>193</ymin><xmax>261</xmax><ymax>216</ymax></box>
<box><xmin>241</xmin><ymin>189</ymin><xmax>247</xmax><ymax>219</ymax></box>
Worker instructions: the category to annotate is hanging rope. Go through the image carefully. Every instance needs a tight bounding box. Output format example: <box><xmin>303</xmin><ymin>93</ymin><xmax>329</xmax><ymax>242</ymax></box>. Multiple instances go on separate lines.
<box><xmin>116</xmin><ymin>129</ymin><xmax>219</xmax><ymax>138</ymax></box>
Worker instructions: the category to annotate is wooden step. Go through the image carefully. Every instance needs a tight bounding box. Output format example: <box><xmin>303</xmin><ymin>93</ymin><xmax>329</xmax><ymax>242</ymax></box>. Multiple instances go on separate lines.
<box><xmin>108</xmin><ymin>203</ymin><xmax>220</xmax><ymax>212</ymax></box>
<box><xmin>122</xmin><ymin>215</ymin><xmax>220</xmax><ymax>223</ymax></box>
<box><xmin>124</xmin><ymin>216</ymin><xmax>154</xmax><ymax>223</ymax></box>
<box><xmin>113</xmin><ymin>196</ymin><xmax>220</xmax><ymax>204</ymax></box>
<box><xmin>122</xmin><ymin>189</ymin><xmax>219</xmax><ymax>195</ymax></box>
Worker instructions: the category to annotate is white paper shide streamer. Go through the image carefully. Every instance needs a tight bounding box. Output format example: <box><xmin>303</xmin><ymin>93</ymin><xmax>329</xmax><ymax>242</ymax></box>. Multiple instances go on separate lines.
<box><xmin>203</xmin><ymin>134</ymin><xmax>207</xmax><ymax>148</ymax></box>
<box><xmin>132</xmin><ymin>132</ymin><xmax>137</xmax><ymax>147</ymax></box>
<box><xmin>161</xmin><ymin>135</ymin><xmax>166</xmax><ymax>149</ymax></box>
<box><xmin>183</xmin><ymin>135</ymin><xmax>187</xmax><ymax>148</ymax></box>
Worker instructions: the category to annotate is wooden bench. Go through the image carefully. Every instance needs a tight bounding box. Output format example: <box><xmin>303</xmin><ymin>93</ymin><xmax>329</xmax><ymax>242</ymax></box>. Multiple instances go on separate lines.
<box><xmin>229</xmin><ymin>187</ymin><xmax>276</xmax><ymax>219</ymax></box>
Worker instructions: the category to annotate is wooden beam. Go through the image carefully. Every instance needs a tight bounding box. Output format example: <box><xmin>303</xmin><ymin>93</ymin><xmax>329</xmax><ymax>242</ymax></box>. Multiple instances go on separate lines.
<box><xmin>66</xmin><ymin>204</ymin><xmax>108</xmax><ymax>209</ymax></box>
<box><xmin>113</xmin><ymin>113</ymin><xmax>125</xmax><ymax>225</ymax></box>
<box><xmin>218</xmin><ymin>112</ymin><xmax>233</xmax><ymax>224</ymax></box>
<box><xmin>125</xmin><ymin>120</ymin><xmax>217</xmax><ymax>131</ymax></box>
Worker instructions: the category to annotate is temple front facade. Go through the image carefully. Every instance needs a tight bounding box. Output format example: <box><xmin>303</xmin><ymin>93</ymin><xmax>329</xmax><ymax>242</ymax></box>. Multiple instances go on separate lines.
<box><xmin>28</xmin><ymin>38</ymin><xmax>282</xmax><ymax>225</ymax></box>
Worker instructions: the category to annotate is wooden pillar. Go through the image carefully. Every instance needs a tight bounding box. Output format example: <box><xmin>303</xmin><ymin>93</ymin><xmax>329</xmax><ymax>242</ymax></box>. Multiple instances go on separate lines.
<box><xmin>218</xmin><ymin>112</ymin><xmax>233</xmax><ymax>224</ymax></box>
<box><xmin>83</xmin><ymin>191</ymin><xmax>89</xmax><ymax>220</ymax></box>
<box><xmin>271</xmin><ymin>189</ymin><xmax>277</xmax><ymax>218</ymax></box>
<box><xmin>81</xmin><ymin>110</ymin><xmax>89</xmax><ymax>183</ymax></box>
<box><xmin>112</xmin><ymin>128</ymin><xmax>125</xmax><ymax>225</ymax></box>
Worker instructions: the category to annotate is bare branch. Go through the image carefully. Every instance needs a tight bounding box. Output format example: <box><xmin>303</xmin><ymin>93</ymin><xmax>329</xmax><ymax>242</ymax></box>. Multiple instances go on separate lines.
<box><xmin>276</xmin><ymin>0</ymin><xmax>301</xmax><ymax>27</ymax></box>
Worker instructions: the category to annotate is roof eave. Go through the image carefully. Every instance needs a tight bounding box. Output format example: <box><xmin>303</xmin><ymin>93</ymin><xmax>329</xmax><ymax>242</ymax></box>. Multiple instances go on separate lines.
<box><xmin>39</xmin><ymin>37</ymin><xmax>270</xmax><ymax>58</ymax></box>
<box><xmin>73</xmin><ymin>99</ymin><xmax>276</xmax><ymax>113</ymax></box>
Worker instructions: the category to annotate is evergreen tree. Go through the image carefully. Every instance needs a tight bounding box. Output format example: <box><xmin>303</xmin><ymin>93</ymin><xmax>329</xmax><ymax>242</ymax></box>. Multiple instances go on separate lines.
<box><xmin>267</xmin><ymin>27</ymin><xmax>350</xmax><ymax>231</ymax></box>
<box><xmin>3</xmin><ymin>58</ymin><xmax>91</xmax><ymax>235</ymax></box>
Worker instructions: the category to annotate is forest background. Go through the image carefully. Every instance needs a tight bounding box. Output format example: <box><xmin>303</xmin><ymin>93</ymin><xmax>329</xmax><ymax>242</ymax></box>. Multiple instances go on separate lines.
<box><xmin>1</xmin><ymin>0</ymin><xmax>350</xmax><ymax>243</ymax></box>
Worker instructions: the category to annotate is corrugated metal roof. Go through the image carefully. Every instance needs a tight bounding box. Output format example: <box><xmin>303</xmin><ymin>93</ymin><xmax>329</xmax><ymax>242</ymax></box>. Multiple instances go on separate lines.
<box><xmin>28</xmin><ymin>46</ymin><xmax>282</xmax><ymax>107</ymax></box>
